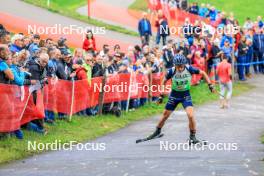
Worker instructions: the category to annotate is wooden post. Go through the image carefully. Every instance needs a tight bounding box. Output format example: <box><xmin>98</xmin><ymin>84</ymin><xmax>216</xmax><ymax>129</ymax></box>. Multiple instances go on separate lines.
<box><xmin>98</xmin><ymin>67</ymin><xmax>106</xmax><ymax>115</ymax></box>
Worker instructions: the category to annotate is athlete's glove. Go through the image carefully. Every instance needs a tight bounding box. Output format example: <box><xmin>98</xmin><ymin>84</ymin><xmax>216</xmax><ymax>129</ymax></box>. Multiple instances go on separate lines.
<box><xmin>157</xmin><ymin>94</ymin><xmax>164</xmax><ymax>104</ymax></box>
<box><xmin>208</xmin><ymin>83</ymin><xmax>215</xmax><ymax>93</ymax></box>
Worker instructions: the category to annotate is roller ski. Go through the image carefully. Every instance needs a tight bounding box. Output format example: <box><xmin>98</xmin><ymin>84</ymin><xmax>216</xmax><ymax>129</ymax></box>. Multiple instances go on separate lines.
<box><xmin>136</xmin><ymin>127</ymin><xmax>164</xmax><ymax>143</ymax></box>
<box><xmin>140</xmin><ymin>54</ymin><xmax>214</xmax><ymax>146</ymax></box>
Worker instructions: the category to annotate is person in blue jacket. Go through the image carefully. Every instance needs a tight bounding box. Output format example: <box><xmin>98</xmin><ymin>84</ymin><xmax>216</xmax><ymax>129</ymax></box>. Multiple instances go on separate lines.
<box><xmin>9</xmin><ymin>34</ymin><xmax>24</xmax><ymax>54</ymax></box>
<box><xmin>209</xmin><ymin>7</ymin><xmax>217</xmax><ymax>22</ymax></box>
<box><xmin>6</xmin><ymin>54</ymin><xmax>32</xmax><ymax>139</ymax></box>
<box><xmin>198</xmin><ymin>3</ymin><xmax>208</xmax><ymax>18</ymax></box>
<box><xmin>253</xmin><ymin>28</ymin><xmax>264</xmax><ymax>74</ymax></box>
<box><xmin>220</xmin><ymin>34</ymin><xmax>233</xmax><ymax>48</ymax></box>
<box><xmin>221</xmin><ymin>39</ymin><xmax>233</xmax><ymax>63</ymax></box>
<box><xmin>138</xmin><ymin>12</ymin><xmax>152</xmax><ymax>45</ymax></box>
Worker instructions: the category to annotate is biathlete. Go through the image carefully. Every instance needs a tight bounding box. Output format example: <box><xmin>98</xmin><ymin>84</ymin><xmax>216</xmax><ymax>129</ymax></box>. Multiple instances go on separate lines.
<box><xmin>137</xmin><ymin>54</ymin><xmax>215</xmax><ymax>144</ymax></box>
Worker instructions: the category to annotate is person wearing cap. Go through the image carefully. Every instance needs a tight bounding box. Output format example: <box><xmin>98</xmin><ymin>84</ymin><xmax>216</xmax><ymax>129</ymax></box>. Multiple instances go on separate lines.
<box><xmin>146</xmin><ymin>54</ymin><xmax>214</xmax><ymax>144</ymax></box>
<box><xmin>138</xmin><ymin>12</ymin><xmax>152</xmax><ymax>45</ymax></box>
<box><xmin>73</xmin><ymin>59</ymin><xmax>87</xmax><ymax>80</ymax></box>
<box><xmin>56</xmin><ymin>49</ymin><xmax>74</xmax><ymax>80</ymax></box>
<box><xmin>9</xmin><ymin>34</ymin><xmax>24</xmax><ymax>54</ymax></box>
<box><xmin>221</xmin><ymin>39</ymin><xmax>232</xmax><ymax>63</ymax></box>
<box><xmin>28</xmin><ymin>34</ymin><xmax>40</xmax><ymax>55</ymax></box>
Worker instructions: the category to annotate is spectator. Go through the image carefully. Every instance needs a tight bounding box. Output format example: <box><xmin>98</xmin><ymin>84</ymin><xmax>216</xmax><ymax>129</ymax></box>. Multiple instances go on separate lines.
<box><xmin>221</xmin><ymin>39</ymin><xmax>232</xmax><ymax>63</ymax></box>
<box><xmin>73</xmin><ymin>48</ymin><xmax>84</xmax><ymax>64</ymax></box>
<box><xmin>26</xmin><ymin>53</ymin><xmax>49</xmax><ymax>134</ymax></box>
<box><xmin>237</xmin><ymin>35</ymin><xmax>248</xmax><ymax>81</ymax></box>
<box><xmin>83</xmin><ymin>53</ymin><xmax>94</xmax><ymax>84</ymax></box>
<box><xmin>28</xmin><ymin>34</ymin><xmax>40</xmax><ymax>55</ymax></box>
<box><xmin>113</xmin><ymin>44</ymin><xmax>121</xmax><ymax>55</ymax></box>
<box><xmin>189</xmin><ymin>2</ymin><xmax>199</xmax><ymax>15</ymax></box>
<box><xmin>216</xmin><ymin>55</ymin><xmax>232</xmax><ymax>108</ymax></box>
<box><xmin>245</xmin><ymin>33</ymin><xmax>254</xmax><ymax>78</ymax></box>
<box><xmin>82</xmin><ymin>30</ymin><xmax>96</xmax><ymax>53</ymax></box>
<box><xmin>45</xmin><ymin>38</ymin><xmax>54</xmax><ymax>49</ymax></box>
<box><xmin>22</xmin><ymin>36</ymin><xmax>31</xmax><ymax>50</ymax></box>
<box><xmin>138</xmin><ymin>12</ymin><xmax>152</xmax><ymax>45</ymax></box>
<box><xmin>155</xmin><ymin>10</ymin><xmax>170</xmax><ymax>46</ymax></box>
<box><xmin>0</xmin><ymin>30</ymin><xmax>11</xmax><ymax>45</ymax></box>
<box><xmin>253</xmin><ymin>28</ymin><xmax>264</xmax><ymax>74</ymax></box>
<box><xmin>74</xmin><ymin>59</ymin><xmax>87</xmax><ymax>80</ymax></box>
<box><xmin>182</xmin><ymin>18</ymin><xmax>194</xmax><ymax>46</ymax></box>
<box><xmin>100</xmin><ymin>44</ymin><xmax>110</xmax><ymax>57</ymax></box>
<box><xmin>57</xmin><ymin>37</ymin><xmax>69</xmax><ymax>54</ymax></box>
<box><xmin>243</xmin><ymin>17</ymin><xmax>254</xmax><ymax>31</ymax></box>
<box><xmin>10</xmin><ymin>52</ymin><xmax>32</xmax><ymax>86</ymax></box>
<box><xmin>209</xmin><ymin>38</ymin><xmax>223</xmax><ymax>76</ymax></box>
<box><xmin>198</xmin><ymin>3</ymin><xmax>208</xmax><ymax>18</ymax></box>
<box><xmin>0</xmin><ymin>46</ymin><xmax>14</xmax><ymax>83</ymax></box>
<box><xmin>257</xmin><ymin>16</ymin><xmax>264</xmax><ymax>29</ymax></box>
<box><xmin>162</xmin><ymin>39</ymin><xmax>174</xmax><ymax>69</ymax></box>
<box><xmin>9</xmin><ymin>34</ymin><xmax>24</xmax><ymax>54</ymax></box>
<box><xmin>8</xmin><ymin>52</ymin><xmax>34</xmax><ymax>139</ymax></box>
<box><xmin>209</xmin><ymin>6</ymin><xmax>217</xmax><ymax>22</ymax></box>
<box><xmin>92</xmin><ymin>53</ymin><xmax>104</xmax><ymax>77</ymax></box>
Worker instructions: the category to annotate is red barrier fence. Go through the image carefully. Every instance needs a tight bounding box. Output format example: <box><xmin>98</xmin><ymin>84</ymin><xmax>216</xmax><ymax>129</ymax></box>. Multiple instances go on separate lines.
<box><xmin>0</xmin><ymin>86</ymin><xmax>44</xmax><ymax>132</ymax></box>
<box><xmin>0</xmin><ymin>72</ymin><xmax>202</xmax><ymax>132</ymax></box>
<box><xmin>148</xmin><ymin>0</ymin><xmax>209</xmax><ymax>25</ymax></box>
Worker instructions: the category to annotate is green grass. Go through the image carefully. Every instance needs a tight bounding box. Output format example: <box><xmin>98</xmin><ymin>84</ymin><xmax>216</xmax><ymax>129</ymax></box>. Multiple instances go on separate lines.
<box><xmin>0</xmin><ymin>82</ymin><xmax>253</xmax><ymax>165</ymax></box>
<box><xmin>23</xmin><ymin>0</ymin><xmax>138</xmax><ymax>36</ymax></box>
<box><xmin>129</xmin><ymin>0</ymin><xmax>148</xmax><ymax>12</ymax></box>
<box><xmin>261</xmin><ymin>135</ymin><xmax>264</xmax><ymax>144</ymax></box>
<box><xmin>190</xmin><ymin>0</ymin><xmax>264</xmax><ymax>24</ymax></box>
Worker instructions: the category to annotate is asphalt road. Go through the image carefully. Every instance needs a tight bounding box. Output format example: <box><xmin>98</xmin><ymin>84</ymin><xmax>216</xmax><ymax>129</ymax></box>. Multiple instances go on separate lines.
<box><xmin>0</xmin><ymin>75</ymin><xmax>264</xmax><ymax>176</ymax></box>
